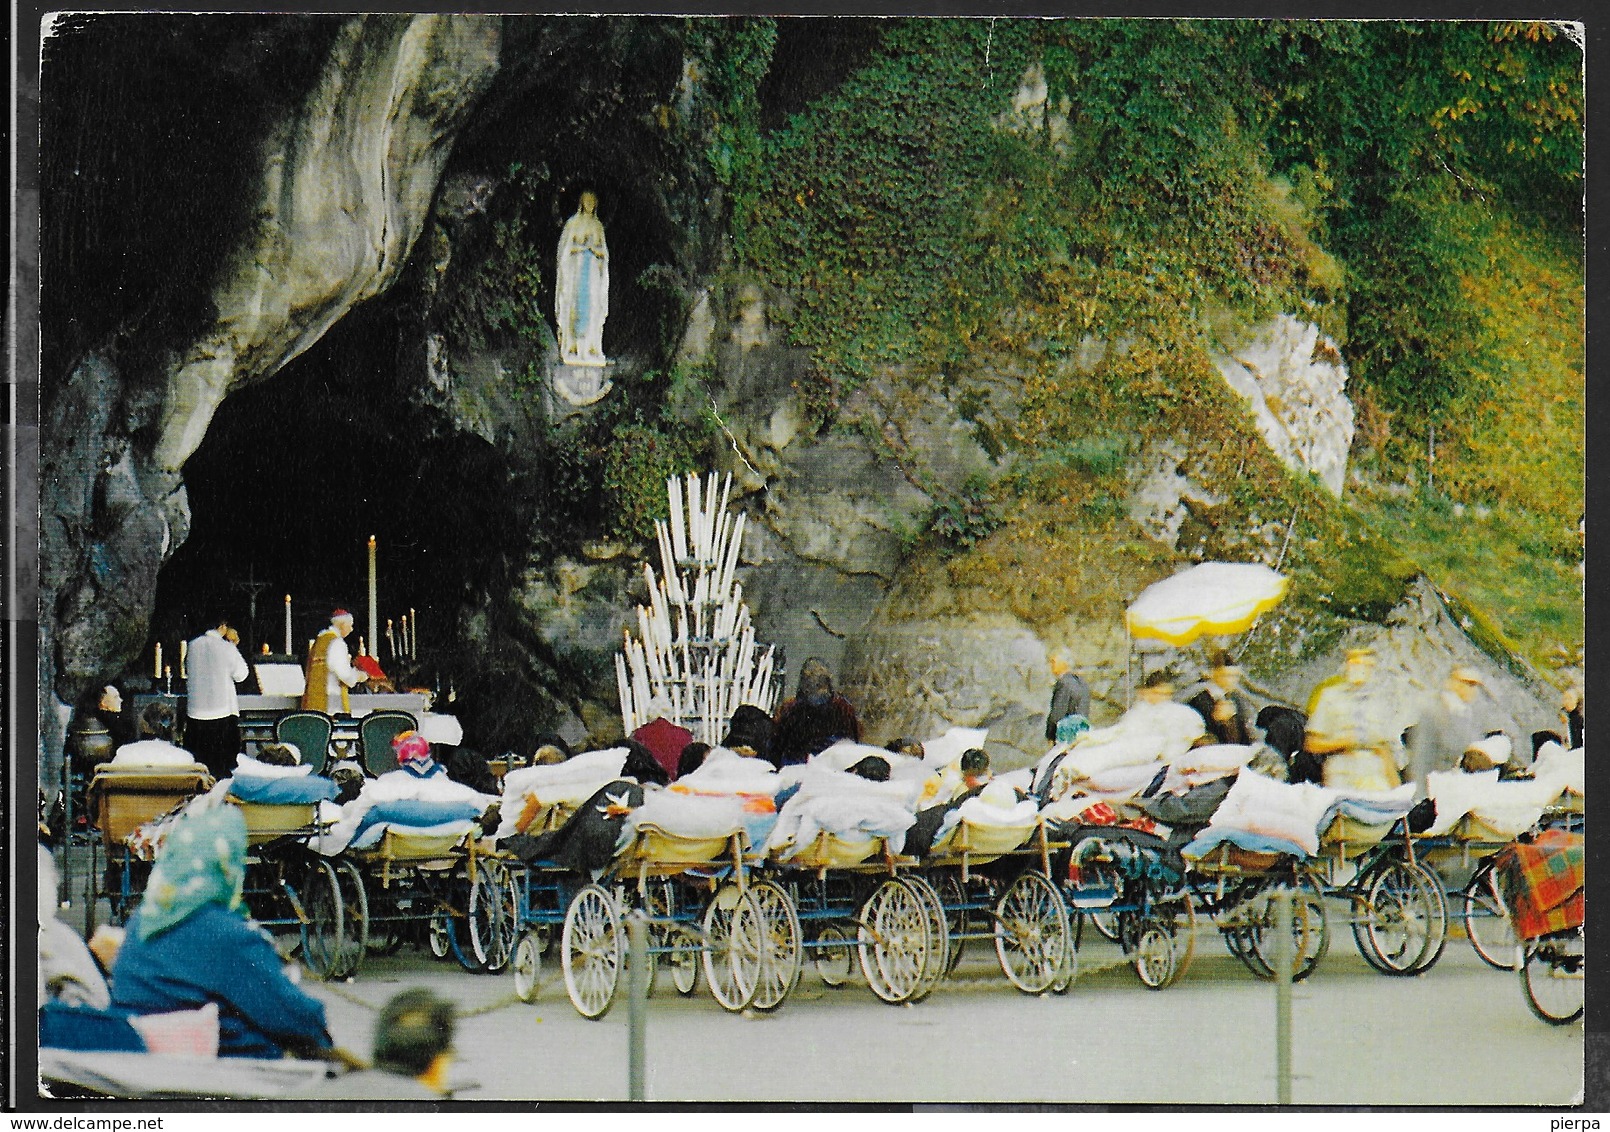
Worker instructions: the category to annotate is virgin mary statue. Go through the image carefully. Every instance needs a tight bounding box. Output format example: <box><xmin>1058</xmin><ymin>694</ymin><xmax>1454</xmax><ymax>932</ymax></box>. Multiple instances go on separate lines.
<box><xmin>555</xmin><ymin>191</ymin><xmax>609</xmax><ymax>367</ymax></box>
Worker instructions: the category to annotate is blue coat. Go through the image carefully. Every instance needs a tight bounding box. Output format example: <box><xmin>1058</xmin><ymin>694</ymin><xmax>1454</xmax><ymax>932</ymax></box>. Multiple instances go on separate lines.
<box><xmin>111</xmin><ymin>905</ymin><xmax>331</xmax><ymax>1059</ymax></box>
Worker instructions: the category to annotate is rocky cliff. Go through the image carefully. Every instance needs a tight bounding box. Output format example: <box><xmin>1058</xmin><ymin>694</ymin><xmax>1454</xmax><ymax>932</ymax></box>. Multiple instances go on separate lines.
<box><xmin>37</xmin><ymin>16</ymin><xmax>1567</xmax><ymax>774</ymax></box>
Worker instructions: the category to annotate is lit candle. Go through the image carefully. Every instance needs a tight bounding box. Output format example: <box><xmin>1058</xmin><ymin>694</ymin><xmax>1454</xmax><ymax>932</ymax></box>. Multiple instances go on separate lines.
<box><xmin>179</xmin><ymin>639</ymin><xmax>187</xmax><ymax>679</ymax></box>
<box><xmin>399</xmin><ymin>614</ymin><xmax>408</xmax><ymax>659</ymax></box>
<box><xmin>284</xmin><ymin>595</ymin><xmax>293</xmax><ymax>656</ymax></box>
<box><xmin>367</xmin><ymin>536</ymin><xmax>378</xmax><ymax>658</ymax></box>
<box><xmin>410</xmin><ymin>608</ymin><xmax>417</xmax><ymax>655</ymax></box>
<box><xmin>387</xmin><ymin>618</ymin><xmax>396</xmax><ymax>660</ymax></box>
<box><xmin>359</xmin><ymin>637</ymin><xmax>367</xmax><ymax>657</ymax></box>
<box><xmin>154</xmin><ymin>641</ymin><xmax>162</xmax><ymax>679</ymax></box>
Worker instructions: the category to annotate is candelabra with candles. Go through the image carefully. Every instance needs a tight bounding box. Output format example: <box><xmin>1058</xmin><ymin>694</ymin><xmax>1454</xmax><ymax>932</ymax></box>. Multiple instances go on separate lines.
<box><xmin>615</xmin><ymin>471</ymin><xmax>779</xmax><ymax>744</ymax></box>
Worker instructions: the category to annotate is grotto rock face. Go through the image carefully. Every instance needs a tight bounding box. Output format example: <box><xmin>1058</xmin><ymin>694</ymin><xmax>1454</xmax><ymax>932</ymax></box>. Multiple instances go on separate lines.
<box><xmin>1213</xmin><ymin>316</ymin><xmax>1356</xmax><ymax>497</ymax></box>
<box><xmin>39</xmin><ymin>14</ymin><xmax>501</xmax><ymax>769</ymax></box>
<box><xmin>153</xmin><ymin>15</ymin><xmax>502</xmax><ymax>471</ymax></box>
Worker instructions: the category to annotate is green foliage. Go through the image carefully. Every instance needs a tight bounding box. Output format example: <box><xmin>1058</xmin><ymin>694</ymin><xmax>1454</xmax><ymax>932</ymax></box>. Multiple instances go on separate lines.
<box><xmin>598</xmin><ymin>404</ymin><xmax>716</xmax><ymax>543</ymax></box>
<box><xmin>928</xmin><ymin>474</ymin><xmax>1004</xmax><ymax>556</ymax></box>
<box><xmin>736</xmin><ymin>18</ymin><xmax>1580</xmax><ymax>426</ymax></box>
<box><xmin>687</xmin><ymin>18</ymin><xmax>777</xmax><ymax>221</ymax></box>
<box><xmin>1249</xmin><ymin>20</ymin><xmax>1582</xmax><ymax>415</ymax></box>
<box><xmin>435</xmin><ymin>165</ymin><xmax>556</xmax><ymax>359</ymax></box>
<box><xmin>739</xmin><ymin>20</ymin><xmax>1349</xmax><ymax>398</ymax></box>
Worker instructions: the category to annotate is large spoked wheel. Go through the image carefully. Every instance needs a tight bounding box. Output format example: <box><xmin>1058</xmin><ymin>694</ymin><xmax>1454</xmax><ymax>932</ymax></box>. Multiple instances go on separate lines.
<box><xmin>427</xmin><ymin>911</ymin><xmax>452</xmax><ymax>960</ymax></box>
<box><xmin>1243</xmin><ymin>881</ymin><xmax>1330</xmax><ymax>982</ymax></box>
<box><xmin>702</xmin><ymin>884</ymin><xmax>759</xmax><ymax>1013</ymax></box>
<box><xmin>993</xmin><ymin>870</ymin><xmax>1072</xmax><ymax>996</ymax></box>
<box><xmin>1519</xmin><ymin>929</ymin><xmax>1584</xmax><ymax>1025</ymax></box>
<box><xmin>813</xmin><ymin>923</ymin><xmax>856</xmax><ymax>988</ymax></box>
<box><xmin>513</xmin><ymin>929</ymin><xmax>545</xmax><ymax>1002</ymax></box>
<box><xmin>463</xmin><ymin>860</ymin><xmax>520</xmax><ymax>974</ymax></box>
<box><xmin>902</xmin><ymin>875</ymin><xmax>951</xmax><ymax>1003</ymax></box>
<box><xmin>1133</xmin><ymin>890</ymin><xmax>1196</xmax><ymax>990</ymax></box>
<box><xmin>1464</xmin><ymin>866</ymin><xmax>1517</xmax><ymax>971</ymax></box>
<box><xmin>746</xmin><ymin>880</ymin><xmax>803</xmax><ymax>1013</ymax></box>
<box><xmin>1353</xmin><ymin>861</ymin><xmax>1447</xmax><ymax>976</ymax></box>
<box><xmin>934</xmin><ymin>872</ymin><xmax>971</xmax><ymax>974</ymax></box>
<box><xmin>562</xmin><ymin>884</ymin><xmax>624</xmax><ymax>1020</ymax></box>
<box><xmin>667</xmin><ymin>926</ymin><xmax>701</xmax><ymax>996</ymax></box>
<box><xmin>331</xmin><ymin>859</ymin><xmax>370</xmax><ymax>979</ymax></box>
<box><xmin>857</xmin><ymin>878</ymin><xmax>932</xmax><ymax>1005</ymax></box>
<box><xmin>299</xmin><ymin>859</ymin><xmax>348</xmax><ymax>979</ymax></box>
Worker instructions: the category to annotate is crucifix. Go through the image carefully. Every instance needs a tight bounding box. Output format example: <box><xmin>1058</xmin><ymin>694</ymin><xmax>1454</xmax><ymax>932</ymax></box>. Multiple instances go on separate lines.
<box><xmin>230</xmin><ymin>564</ymin><xmax>272</xmax><ymax>654</ymax></box>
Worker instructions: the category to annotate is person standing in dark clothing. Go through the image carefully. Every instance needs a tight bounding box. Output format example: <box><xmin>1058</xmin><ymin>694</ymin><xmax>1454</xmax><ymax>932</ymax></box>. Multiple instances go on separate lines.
<box><xmin>1185</xmin><ymin>650</ymin><xmax>1257</xmax><ymax>747</ymax></box>
<box><xmin>770</xmin><ymin>658</ymin><xmax>861</xmax><ymax>768</ymax></box>
<box><xmin>1045</xmin><ymin>655</ymin><xmax>1091</xmax><ymax>742</ymax></box>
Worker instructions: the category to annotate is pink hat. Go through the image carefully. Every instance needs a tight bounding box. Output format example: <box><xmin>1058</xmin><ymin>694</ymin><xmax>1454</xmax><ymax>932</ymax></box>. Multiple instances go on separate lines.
<box><xmin>392</xmin><ymin>730</ymin><xmax>432</xmax><ymax>767</ymax></box>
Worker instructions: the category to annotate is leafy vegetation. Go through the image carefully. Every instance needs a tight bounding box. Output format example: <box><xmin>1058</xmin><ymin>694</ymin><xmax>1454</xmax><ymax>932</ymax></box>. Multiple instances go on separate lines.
<box><xmin>728</xmin><ymin>18</ymin><xmax>1580</xmax><ymax>667</ymax></box>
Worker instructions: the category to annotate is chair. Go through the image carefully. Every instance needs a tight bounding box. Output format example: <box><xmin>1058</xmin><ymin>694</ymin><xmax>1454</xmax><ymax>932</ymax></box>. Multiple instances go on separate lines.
<box><xmin>274</xmin><ymin>711</ymin><xmax>335</xmax><ymax>776</ymax></box>
<box><xmin>359</xmin><ymin>710</ymin><xmax>418</xmax><ymax>777</ymax></box>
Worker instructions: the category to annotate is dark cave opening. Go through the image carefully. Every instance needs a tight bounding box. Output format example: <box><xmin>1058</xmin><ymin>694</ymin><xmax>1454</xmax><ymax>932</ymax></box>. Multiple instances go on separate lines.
<box><xmin>148</xmin><ymin>305</ymin><xmax>531</xmax><ymax>690</ymax></box>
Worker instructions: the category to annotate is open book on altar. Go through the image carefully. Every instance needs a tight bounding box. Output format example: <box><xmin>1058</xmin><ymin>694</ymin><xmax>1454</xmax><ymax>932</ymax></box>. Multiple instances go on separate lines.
<box><xmin>255</xmin><ymin>663</ymin><xmax>306</xmax><ymax>697</ymax></box>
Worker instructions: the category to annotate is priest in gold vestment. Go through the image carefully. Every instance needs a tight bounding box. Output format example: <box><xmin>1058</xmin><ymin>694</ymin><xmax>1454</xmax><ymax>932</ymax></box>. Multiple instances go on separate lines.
<box><xmin>302</xmin><ymin>609</ymin><xmax>368</xmax><ymax>713</ymax></box>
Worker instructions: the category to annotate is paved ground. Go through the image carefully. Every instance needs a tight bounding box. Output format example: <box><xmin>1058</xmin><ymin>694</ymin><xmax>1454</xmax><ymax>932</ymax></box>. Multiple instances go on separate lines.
<box><xmin>301</xmin><ymin>907</ymin><xmax>1584</xmax><ymax>1106</ymax></box>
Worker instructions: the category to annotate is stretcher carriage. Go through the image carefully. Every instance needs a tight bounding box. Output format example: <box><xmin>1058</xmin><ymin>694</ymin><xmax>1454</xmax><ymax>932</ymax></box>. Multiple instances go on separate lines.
<box><xmin>916</xmin><ymin>816</ymin><xmax>1075</xmax><ymax>997</ymax></box>
<box><xmin>339</xmin><ymin>824</ymin><xmax>517</xmax><ymax>979</ymax></box>
<box><xmin>227</xmin><ymin>795</ymin><xmax>363</xmax><ymax>980</ymax></box>
<box><xmin>1493</xmin><ymin>827</ymin><xmax>1584</xmax><ymax>1024</ymax></box>
<box><xmin>505</xmin><ymin>816</ymin><xmax>790</xmax><ymax>1021</ymax></box>
<box><xmin>83</xmin><ymin>763</ymin><xmax>213</xmax><ymax>931</ymax></box>
<box><xmin>763</xmin><ymin>831</ymin><xmax>936</xmax><ymax>1007</ymax></box>
<box><xmin>1058</xmin><ymin>827</ymin><xmax>1198</xmax><ymax>990</ymax></box>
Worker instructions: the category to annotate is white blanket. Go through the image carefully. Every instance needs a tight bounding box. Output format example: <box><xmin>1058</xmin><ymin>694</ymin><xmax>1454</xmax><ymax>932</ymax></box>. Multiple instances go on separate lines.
<box><xmin>766</xmin><ymin>793</ymin><xmax>915</xmax><ymax>858</ymax></box>
<box><xmin>497</xmin><ymin>748</ymin><xmax>630</xmax><ymax>840</ymax></box>
<box><xmin>501</xmin><ymin>748</ymin><xmax>628</xmax><ymax>796</ymax></box>
<box><xmin>675</xmin><ymin>748</ymin><xmax>783</xmax><ymax>795</ymax></box>
<box><xmin>1424</xmin><ymin>769</ymin><xmax>1555</xmax><ymax>838</ymax></box>
<box><xmin>624</xmin><ymin>790</ymin><xmax>746</xmax><ymax>842</ymax></box>
<box><xmin>1531</xmin><ymin>743</ymin><xmax>1585</xmax><ymax>803</ymax></box>
<box><xmin>786</xmin><ymin>761</ymin><xmax>930</xmax><ymax>811</ymax></box>
<box><xmin>1200</xmin><ymin>768</ymin><xmax>1334</xmax><ymax>857</ymax></box>
<box><xmin>316</xmin><ymin>770</ymin><xmax>495</xmax><ymax>855</ymax></box>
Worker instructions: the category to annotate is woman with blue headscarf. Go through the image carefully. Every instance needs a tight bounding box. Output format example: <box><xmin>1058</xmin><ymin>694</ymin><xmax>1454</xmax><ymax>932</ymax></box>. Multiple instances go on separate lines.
<box><xmin>110</xmin><ymin>804</ymin><xmax>333</xmax><ymax>1059</ymax></box>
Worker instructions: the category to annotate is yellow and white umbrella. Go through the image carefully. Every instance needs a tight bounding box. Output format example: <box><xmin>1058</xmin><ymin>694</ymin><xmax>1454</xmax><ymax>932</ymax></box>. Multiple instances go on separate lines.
<box><xmin>1125</xmin><ymin>562</ymin><xmax>1289</xmax><ymax>648</ymax></box>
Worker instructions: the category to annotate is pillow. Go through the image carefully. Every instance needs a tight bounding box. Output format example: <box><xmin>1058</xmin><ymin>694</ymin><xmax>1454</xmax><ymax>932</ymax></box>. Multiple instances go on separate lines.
<box><xmin>129</xmin><ymin>1001</ymin><xmax>219</xmax><ymax>1058</ymax></box>
<box><xmin>110</xmin><ymin>741</ymin><xmax>196</xmax><ymax>768</ymax></box>
<box><xmin>234</xmin><ymin>754</ymin><xmax>314</xmax><ymax>779</ymax></box>
<box><xmin>227</xmin><ymin>775</ymin><xmax>339</xmax><ymax>805</ymax></box>
<box><xmin>811</xmin><ymin>740</ymin><xmax>901</xmax><ymax>774</ymax></box>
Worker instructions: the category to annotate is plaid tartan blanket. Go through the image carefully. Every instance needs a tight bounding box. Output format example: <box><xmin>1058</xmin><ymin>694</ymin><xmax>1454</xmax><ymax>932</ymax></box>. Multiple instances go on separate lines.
<box><xmin>1498</xmin><ymin>828</ymin><xmax>1584</xmax><ymax>941</ymax></box>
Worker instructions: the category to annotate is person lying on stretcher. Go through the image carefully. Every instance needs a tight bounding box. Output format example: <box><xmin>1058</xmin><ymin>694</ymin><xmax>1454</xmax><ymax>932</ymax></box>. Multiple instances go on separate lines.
<box><xmin>317</xmin><ymin>732</ymin><xmax>501</xmax><ymax>854</ymax></box>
